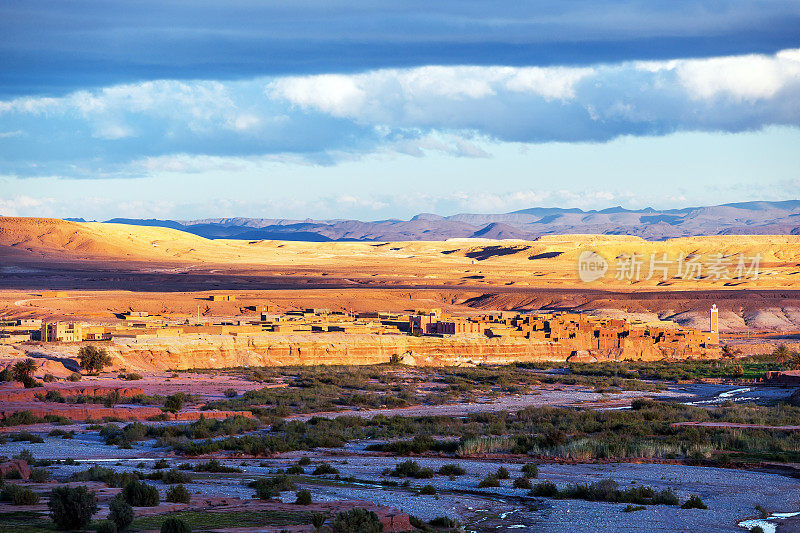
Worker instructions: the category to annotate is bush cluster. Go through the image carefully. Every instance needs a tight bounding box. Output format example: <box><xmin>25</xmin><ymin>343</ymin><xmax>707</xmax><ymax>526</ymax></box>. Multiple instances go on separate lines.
<box><xmin>121</xmin><ymin>480</ymin><xmax>160</xmax><ymax>507</ymax></box>
<box><xmin>166</xmin><ymin>484</ymin><xmax>191</xmax><ymax>504</ymax></box>
<box><xmin>529</xmin><ymin>479</ymin><xmax>679</xmax><ymax>506</ymax></box>
<box><xmin>1</xmin><ymin>484</ymin><xmax>40</xmax><ymax>505</ymax></box>
<box><xmin>390</xmin><ymin>460</ymin><xmax>433</xmax><ymax>479</ymax></box>
<box><xmin>250</xmin><ymin>475</ymin><xmax>297</xmax><ymax>499</ymax></box>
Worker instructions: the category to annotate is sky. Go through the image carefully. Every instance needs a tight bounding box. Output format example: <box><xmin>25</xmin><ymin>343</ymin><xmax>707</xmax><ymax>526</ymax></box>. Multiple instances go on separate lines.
<box><xmin>1</xmin><ymin>1</ymin><xmax>799</xmax><ymax>221</ymax></box>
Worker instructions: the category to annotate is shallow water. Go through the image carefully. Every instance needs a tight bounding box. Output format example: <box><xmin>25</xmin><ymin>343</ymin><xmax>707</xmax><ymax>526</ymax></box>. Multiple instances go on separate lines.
<box><xmin>674</xmin><ymin>384</ymin><xmax>794</xmax><ymax>406</ymax></box>
<box><xmin>738</xmin><ymin>511</ymin><xmax>800</xmax><ymax>533</ymax></box>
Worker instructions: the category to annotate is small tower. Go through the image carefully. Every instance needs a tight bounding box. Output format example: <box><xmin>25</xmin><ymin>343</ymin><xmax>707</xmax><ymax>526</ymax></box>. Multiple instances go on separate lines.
<box><xmin>709</xmin><ymin>304</ymin><xmax>718</xmax><ymax>334</ymax></box>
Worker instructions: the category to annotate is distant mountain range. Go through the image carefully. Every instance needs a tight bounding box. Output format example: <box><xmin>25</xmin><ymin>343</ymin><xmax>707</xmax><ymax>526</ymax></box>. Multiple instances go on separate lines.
<box><xmin>76</xmin><ymin>200</ymin><xmax>800</xmax><ymax>241</ymax></box>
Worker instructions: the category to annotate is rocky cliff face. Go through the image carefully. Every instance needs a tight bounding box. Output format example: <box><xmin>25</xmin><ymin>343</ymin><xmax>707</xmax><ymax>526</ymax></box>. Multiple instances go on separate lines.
<box><xmin>103</xmin><ymin>333</ymin><xmax>719</xmax><ymax>371</ymax></box>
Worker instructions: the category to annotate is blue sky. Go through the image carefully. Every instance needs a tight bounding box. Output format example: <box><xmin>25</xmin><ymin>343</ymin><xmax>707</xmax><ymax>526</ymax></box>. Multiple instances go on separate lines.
<box><xmin>1</xmin><ymin>1</ymin><xmax>799</xmax><ymax>220</ymax></box>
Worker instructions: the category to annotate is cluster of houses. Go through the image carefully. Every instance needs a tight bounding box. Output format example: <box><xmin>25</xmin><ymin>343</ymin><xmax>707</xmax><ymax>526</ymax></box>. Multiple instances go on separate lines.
<box><xmin>1</xmin><ymin>302</ymin><xmax>719</xmax><ymax>353</ymax></box>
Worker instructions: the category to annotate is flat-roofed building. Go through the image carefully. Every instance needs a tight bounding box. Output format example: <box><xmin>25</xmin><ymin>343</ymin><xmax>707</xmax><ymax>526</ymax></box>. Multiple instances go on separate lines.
<box><xmin>41</xmin><ymin>322</ymin><xmax>83</xmax><ymax>342</ymax></box>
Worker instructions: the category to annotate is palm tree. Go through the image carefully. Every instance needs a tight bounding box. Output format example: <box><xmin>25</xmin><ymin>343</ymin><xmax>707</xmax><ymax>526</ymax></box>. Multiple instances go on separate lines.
<box><xmin>773</xmin><ymin>344</ymin><xmax>791</xmax><ymax>363</ymax></box>
<box><xmin>12</xmin><ymin>358</ymin><xmax>37</xmax><ymax>381</ymax></box>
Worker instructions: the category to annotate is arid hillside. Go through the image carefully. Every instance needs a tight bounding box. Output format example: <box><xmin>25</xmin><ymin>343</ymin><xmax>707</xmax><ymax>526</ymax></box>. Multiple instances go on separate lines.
<box><xmin>2</xmin><ymin>217</ymin><xmax>800</xmax><ymax>291</ymax></box>
<box><xmin>2</xmin><ymin>217</ymin><xmax>799</xmax><ymax>333</ymax></box>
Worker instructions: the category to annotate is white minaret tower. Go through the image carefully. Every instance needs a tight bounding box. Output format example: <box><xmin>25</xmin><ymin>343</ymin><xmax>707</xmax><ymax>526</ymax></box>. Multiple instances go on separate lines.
<box><xmin>710</xmin><ymin>304</ymin><xmax>718</xmax><ymax>334</ymax></box>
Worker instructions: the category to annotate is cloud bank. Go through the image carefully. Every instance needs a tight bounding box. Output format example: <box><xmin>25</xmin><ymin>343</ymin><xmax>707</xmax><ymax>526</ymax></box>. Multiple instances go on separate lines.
<box><xmin>2</xmin><ymin>1</ymin><xmax>799</xmax><ymax>96</ymax></box>
<box><xmin>1</xmin><ymin>49</ymin><xmax>799</xmax><ymax>178</ymax></box>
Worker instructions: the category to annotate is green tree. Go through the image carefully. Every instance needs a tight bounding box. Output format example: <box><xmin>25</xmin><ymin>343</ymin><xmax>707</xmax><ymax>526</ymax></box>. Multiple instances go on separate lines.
<box><xmin>78</xmin><ymin>345</ymin><xmax>113</xmax><ymax>373</ymax></box>
<box><xmin>109</xmin><ymin>495</ymin><xmax>134</xmax><ymax>531</ymax></box>
<box><xmin>48</xmin><ymin>486</ymin><xmax>98</xmax><ymax>530</ymax></box>
<box><xmin>164</xmin><ymin>393</ymin><xmax>186</xmax><ymax>413</ymax></box>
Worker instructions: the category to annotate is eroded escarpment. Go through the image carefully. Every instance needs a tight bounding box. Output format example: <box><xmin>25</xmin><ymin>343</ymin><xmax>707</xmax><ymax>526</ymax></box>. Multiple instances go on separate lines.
<box><xmin>97</xmin><ymin>333</ymin><xmax>719</xmax><ymax>371</ymax></box>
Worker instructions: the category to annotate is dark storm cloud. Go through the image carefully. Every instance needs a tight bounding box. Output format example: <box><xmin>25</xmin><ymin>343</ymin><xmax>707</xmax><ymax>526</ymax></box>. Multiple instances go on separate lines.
<box><xmin>1</xmin><ymin>0</ymin><xmax>799</xmax><ymax>96</ymax></box>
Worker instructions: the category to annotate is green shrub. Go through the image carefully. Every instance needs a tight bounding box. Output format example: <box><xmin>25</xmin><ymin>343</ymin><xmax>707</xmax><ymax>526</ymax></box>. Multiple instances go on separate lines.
<box><xmin>162</xmin><ymin>469</ymin><xmax>192</xmax><ymax>484</ymax></box>
<box><xmin>3</xmin><ymin>468</ymin><xmax>22</xmax><ymax>479</ymax></box>
<box><xmin>312</xmin><ymin>463</ymin><xmax>339</xmax><ymax>476</ymax></box>
<box><xmin>681</xmin><ymin>495</ymin><xmax>708</xmax><ymax>509</ymax></box>
<box><xmin>49</xmin><ymin>429</ymin><xmax>74</xmax><ymax>439</ymax></box>
<box><xmin>513</xmin><ymin>477</ymin><xmax>532</xmax><ymax>489</ymax></box>
<box><xmin>478</xmin><ymin>474</ymin><xmax>501</xmax><ymax>488</ymax></box>
<box><xmin>96</xmin><ymin>520</ymin><xmax>118</xmax><ymax>533</ymax></box>
<box><xmin>71</xmin><ymin>465</ymin><xmax>140</xmax><ymax>488</ymax></box>
<box><xmin>1</xmin><ymin>485</ymin><xmax>40</xmax><ymax>505</ymax></box>
<box><xmin>437</xmin><ymin>464</ymin><xmax>465</xmax><ymax>476</ymax></box>
<box><xmin>286</xmin><ymin>465</ymin><xmax>304</xmax><ymax>475</ymax></box>
<box><xmin>295</xmin><ymin>489</ymin><xmax>312</xmax><ymax>505</ymax></box>
<box><xmin>530</xmin><ymin>480</ymin><xmax>559</xmax><ymax>497</ymax></box>
<box><xmin>165</xmin><ymin>484</ymin><xmax>191</xmax><ymax>504</ymax></box>
<box><xmin>121</xmin><ymin>480</ymin><xmax>159</xmax><ymax>507</ymax></box>
<box><xmin>68</xmin><ymin>372</ymin><xmax>82</xmax><ymax>382</ymax></box>
<box><xmin>11</xmin><ymin>432</ymin><xmax>44</xmax><ymax>443</ymax></box>
<box><xmin>311</xmin><ymin>513</ymin><xmax>327</xmax><ymax>530</ymax></box>
<box><xmin>332</xmin><ymin>508</ymin><xmax>383</xmax><ymax>533</ymax></box>
<box><xmin>390</xmin><ymin>460</ymin><xmax>432</xmax><ymax>479</ymax></box>
<box><xmin>48</xmin><ymin>485</ymin><xmax>98</xmax><ymax>530</ymax></box>
<box><xmin>224</xmin><ymin>388</ymin><xmax>238</xmax><ymax>398</ymax></box>
<box><xmin>30</xmin><ymin>468</ymin><xmax>50</xmax><ymax>482</ymax></box>
<box><xmin>109</xmin><ymin>495</ymin><xmax>134</xmax><ymax>530</ymax></box>
<box><xmin>298</xmin><ymin>456</ymin><xmax>311</xmax><ymax>466</ymax></box>
<box><xmin>496</xmin><ymin>467</ymin><xmax>510</xmax><ymax>479</ymax></box>
<box><xmin>160</xmin><ymin>517</ymin><xmax>191</xmax><ymax>533</ymax></box>
<box><xmin>521</xmin><ymin>463</ymin><xmax>539</xmax><ymax>478</ymax></box>
<box><xmin>122</xmin><ymin>373</ymin><xmax>142</xmax><ymax>381</ymax></box>
<box><xmin>529</xmin><ymin>478</ymin><xmax>679</xmax><ymax>507</ymax></box>
<box><xmin>193</xmin><ymin>459</ymin><xmax>241</xmax><ymax>473</ymax></box>
<box><xmin>153</xmin><ymin>459</ymin><xmax>169</xmax><ymax>469</ymax></box>
<box><xmin>419</xmin><ymin>485</ymin><xmax>437</xmax><ymax>495</ymax></box>
<box><xmin>623</xmin><ymin>504</ymin><xmax>646</xmax><ymax>513</ymax></box>
<box><xmin>43</xmin><ymin>373</ymin><xmax>56</xmax><ymax>382</ymax></box>
<box><xmin>20</xmin><ymin>376</ymin><xmax>43</xmax><ymax>388</ymax></box>
<box><xmin>251</xmin><ymin>475</ymin><xmax>297</xmax><ymax>499</ymax></box>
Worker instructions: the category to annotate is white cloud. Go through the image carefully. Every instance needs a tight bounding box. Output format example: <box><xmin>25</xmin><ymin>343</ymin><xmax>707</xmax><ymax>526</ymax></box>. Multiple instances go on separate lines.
<box><xmin>0</xmin><ymin>195</ymin><xmax>55</xmax><ymax>216</ymax></box>
<box><xmin>638</xmin><ymin>49</ymin><xmax>800</xmax><ymax>101</ymax></box>
<box><xmin>270</xmin><ymin>74</ymin><xmax>366</xmax><ymax>117</ymax></box>
<box><xmin>267</xmin><ymin>64</ymin><xmax>592</xmax><ymax>123</ymax></box>
<box><xmin>1</xmin><ymin>48</ymin><xmax>799</xmax><ymax>178</ymax></box>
